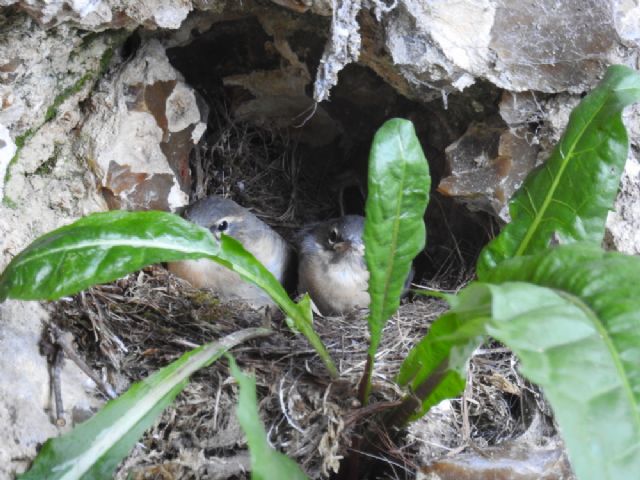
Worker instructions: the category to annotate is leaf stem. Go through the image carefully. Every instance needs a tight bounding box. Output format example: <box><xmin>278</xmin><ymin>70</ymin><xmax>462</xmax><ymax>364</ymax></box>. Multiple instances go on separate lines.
<box><xmin>357</xmin><ymin>355</ymin><xmax>374</xmax><ymax>405</ymax></box>
<box><xmin>385</xmin><ymin>358</ymin><xmax>449</xmax><ymax>429</ymax></box>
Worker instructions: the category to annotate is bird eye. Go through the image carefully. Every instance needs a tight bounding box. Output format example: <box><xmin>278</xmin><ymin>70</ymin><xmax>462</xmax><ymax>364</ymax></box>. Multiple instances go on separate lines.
<box><xmin>328</xmin><ymin>228</ymin><xmax>339</xmax><ymax>244</ymax></box>
<box><xmin>217</xmin><ymin>220</ymin><xmax>228</xmax><ymax>232</ymax></box>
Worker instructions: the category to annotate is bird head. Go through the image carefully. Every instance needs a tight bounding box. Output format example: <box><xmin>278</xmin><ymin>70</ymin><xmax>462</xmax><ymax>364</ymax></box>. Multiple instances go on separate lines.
<box><xmin>184</xmin><ymin>196</ymin><xmax>265</xmax><ymax>244</ymax></box>
<box><xmin>305</xmin><ymin>215</ymin><xmax>365</xmax><ymax>261</ymax></box>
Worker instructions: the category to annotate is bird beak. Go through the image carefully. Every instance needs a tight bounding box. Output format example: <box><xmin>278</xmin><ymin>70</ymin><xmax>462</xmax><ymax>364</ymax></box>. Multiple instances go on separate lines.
<box><xmin>334</xmin><ymin>240</ymin><xmax>352</xmax><ymax>253</ymax></box>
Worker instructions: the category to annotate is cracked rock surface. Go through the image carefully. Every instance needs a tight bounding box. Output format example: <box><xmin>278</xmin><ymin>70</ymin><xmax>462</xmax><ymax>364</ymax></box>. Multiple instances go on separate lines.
<box><xmin>77</xmin><ymin>39</ymin><xmax>205</xmax><ymax>212</ymax></box>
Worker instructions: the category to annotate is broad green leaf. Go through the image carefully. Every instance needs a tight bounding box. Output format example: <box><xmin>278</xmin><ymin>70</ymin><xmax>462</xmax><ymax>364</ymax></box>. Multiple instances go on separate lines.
<box><xmin>0</xmin><ymin>211</ymin><xmax>219</xmax><ymax>301</ymax></box>
<box><xmin>485</xmin><ymin>244</ymin><xmax>640</xmax><ymax>406</ymax></box>
<box><xmin>228</xmin><ymin>355</ymin><xmax>309</xmax><ymax>480</ymax></box>
<box><xmin>392</xmin><ymin>287</ymin><xmax>487</xmax><ymax>424</ymax></box>
<box><xmin>0</xmin><ymin>211</ymin><xmax>337</xmax><ymax>377</ymax></box>
<box><xmin>364</xmin><ymin>118</ymin><xmax>430</xmax><ymax>365</ymax></box>
<box><xmin>19</xmin><ymin>328</ymin><xmax>271</xmax><ymax>480</ymax></box>
<box><xmin>477</xmin><ymin>65</ymin><xmax>640</xmax><ymax>277</ymax></box>
<box><xmin>399</xmin><ymin>262</ymin><xmax>640</xmax><ymax>480</ymax></box>
<box><xmin>481</xmin><ymin>281</ymin><xmax>640</xmax><ymax>480</ymax></box>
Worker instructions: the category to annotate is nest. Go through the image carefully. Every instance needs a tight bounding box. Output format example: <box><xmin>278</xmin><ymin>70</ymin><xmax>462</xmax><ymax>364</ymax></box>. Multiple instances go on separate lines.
<box><xmin>46</xmin><ymin>117</ymin><xmax>555</xmax><ymax>479</ymax></box>
<box><xmin>49</xmin><ymin>268</ymin><xmax>429</xmax><ymax>477</ymax></box>
<box><xmin>48</xmin><ymin>266</ymin><xmax>552</xmax><ymax>479</ymax></box>
<box><xmin>190</xmin><ymin>103</ymin><xmax>342</xmax><ymax>238</ymax></box>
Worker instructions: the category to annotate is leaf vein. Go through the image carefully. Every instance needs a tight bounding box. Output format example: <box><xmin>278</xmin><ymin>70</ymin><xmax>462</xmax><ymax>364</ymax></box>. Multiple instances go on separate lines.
<box><xmin>514</xmin><ymin>96</ymin><xmax>610</xmax><ymax>257</ymax></box>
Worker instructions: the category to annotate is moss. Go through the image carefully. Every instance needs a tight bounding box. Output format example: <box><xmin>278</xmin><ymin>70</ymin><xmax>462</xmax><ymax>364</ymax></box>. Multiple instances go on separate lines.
<box><xmin>44</xmin><ymin>44</ymin><xmax>115</xmax><ymax>123</ymax></box>
<box><xmin>79</xmin><ymin>30</ymin><xmax>105</xmax><ymax>48</ymax></box>
<box><xmin>2</xmin><ymin>195</ymin><xmax>17</xmax><ymax>208</ymax></box>
<box><xmin>80</xmin><ymin>29</ymin><xmax>124</xmax><ymax>50</ymax></box>
<box><xmin>44</xmin><ymin>73</ymin><xmax>93</xmax><ymax>122</ymax></box>
<box><xmin>1</xmin><ymin>136</ymin><xmax>26</xmax><ymax>206</ymax></box>
<box><xmin>3</xmin><ymin>31</ymin><xmax>125</xmax><ymax>203</ymax></box>
<box><xmin>3</xmin><ymin>128</ymin><xmax>34</xmax><ymax>185</ymax></box>
<box><xmin>14</xmin><ymin>129</ymin><xmax>33</xmax><ymax>150</ymax></box>
<box><xmin>189</xmin><ymin>290</ymin><xmax>221</xmax><ymax>306</ymax></box>
<box><xmin>33</xmin><ymin>145</ymin><xmax>61</xmax><ymax>176</ymax></box>
<box><xmin>99</xmin><ymin>47</ymin><xmax>114</xmax><ymax>76</ymax></box>
<box><xmin>4</xmin><ymin>70</ymin><xmax>88</xmax><ymax>200</ymax></box>
<box><xmin>7</xmin><ymin>44</ymin><xmax>114</xmax><ymax>176</ymax></box>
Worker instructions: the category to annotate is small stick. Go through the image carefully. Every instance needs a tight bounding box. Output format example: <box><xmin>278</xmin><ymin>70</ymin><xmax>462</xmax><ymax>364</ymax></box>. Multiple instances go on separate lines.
<box><xmin>52</xmin><ymin>347</ymin><xmax>66</xmax><ymax>426</ymax></box>
<box><xmin>49</xmin><ymin>324</ymin><xmax>117</xmax><ymax>399</ymax></box>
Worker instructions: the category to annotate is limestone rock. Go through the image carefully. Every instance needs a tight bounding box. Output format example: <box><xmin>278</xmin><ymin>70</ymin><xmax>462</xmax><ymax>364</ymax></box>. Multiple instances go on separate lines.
<box><xmin>269</xmin><ymin>0</ymin><xmax>332</xmax><ymax>15</ymax></box>
<box><xmin>0</xmin><ymin>82</ymin><xmax>107</xmax><ymax>479</ymax></box>
<box><xmin>376</xmin><ymin>0</ymin><xmax>626</xmax><ymax>99</ymax></box>
<box><xmin>0</xmin><ymin>123</ymin><xmax>16</xmax><ymax>201</ymax></box>
<box><xmin>78</xmin><ymin>39</ymin><xmax>206</xmax><ymax>212</ymax></box>
<box><xmin>0</xmin><ymin>13</ymin><xmax>118</xmax><ymax>138</ymax></box>
<box><xmin>499</xmin><ymin>91</ymin><xmax>546</xmax><ymax>128</ymax></box>
<box><xmin>0</xmin><ymin>301</ymin><xmax>104</xmax><ymax>477</ymax></box>
<box><xmin>606</xmin><ymin>105</ymin><xmax>640</xmax><ymax>255</ymax></box>
<box><xmin>614</xmin><ymin>1</ymin><xmax>640</xmax><ymax>48</ymax></box>
<box><xmin>0</xmin><ymin>0</ymin><xmax>198</xmax><ymax>30</ymax></box>
<box><xmin>438</xmin><ymin>120</ymin><xmax>539</xmax><ymax>220</ymax></box>
<box><xmin>312</xmin><ymin>0</ymin><xmax>362</xmax><ymax>102</ymax></box>
<box><xmin>0</xmin><ymin>10</ymin><xmax>111</xmax><ymax>272</ymax></box>
<box><xmin>418</xmin><ymin>441</ymin><xmax>574</xmax><ymax>480</ymax></box>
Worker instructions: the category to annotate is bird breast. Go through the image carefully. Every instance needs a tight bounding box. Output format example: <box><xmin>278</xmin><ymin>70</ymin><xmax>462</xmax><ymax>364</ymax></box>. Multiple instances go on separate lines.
<box><xmin>251</xmin><ymin>230</ymin><xmax>290</xmax><ymax>284</ymax></box>
<box><xmin>299</xmin><ymin>246</ymin><xmax>370</xmax><ymax>316</ymax></box>
<box><xmin>168</xmin><ymin>258</ymin><xmax>271</xmax><ymax>304</ymax></box>
<box><xmin>168</xmin><ymin>230</ymin><xmax>290</xmax><ymax>307</ymax></box>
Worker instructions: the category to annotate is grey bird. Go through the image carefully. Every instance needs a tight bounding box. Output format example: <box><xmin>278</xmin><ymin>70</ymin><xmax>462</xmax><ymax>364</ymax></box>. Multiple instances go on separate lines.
<box><xmin>298</xmin><ymin>215</ymin><xmax>370</xmax><ymax>316</ymax></box>
<box><xmin>168</xmin><ymin>196</ymin><xmax>292</xmax><ymax>307</ymax></box>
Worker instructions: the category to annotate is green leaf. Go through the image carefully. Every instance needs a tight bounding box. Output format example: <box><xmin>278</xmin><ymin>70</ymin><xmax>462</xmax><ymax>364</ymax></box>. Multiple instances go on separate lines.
<box><xmin>392</xmin><ymin>288</ymin><xmax>486</xmax><ymax>424</ymax></box>
<box><xmin>477</xmin><ymin>65</ymin><xmax>640</xmax><ymax>277</ymax></box>
<box><xmin>401</xmin><ymin>250</ymin><xmax>640</xmax><ymax>479</ymax></box>
<box><xmin>481</xmin><ymin>280</ymin><xmax>640</xmax><ymax>480</ymax></box>
<box><xmin>228</xmin><ymin>355</ymin><xmax>309</xmax><ymax>480</ymax></box>
<box><xmin>0</xmin><ymin>211</ymin><xmax>338</xmax><ymax>377</ymax></box>
<box><xmin>0</xmin><ymin>211</ymin><xmax>219</xmax><ymax>301</ymax></box>
<box><xmin>364</xmin><ymin>118</ymin><xmax>431</xmax><ymax>363</ymax></box>
<box><xmin>19</xmin><ymin>328</ymin><xmax>270</xmax><ymax>480</ymax></box>
<box><xmin>485</xmin><ymin>243</ymin><xmax>640</xmax><ymax>409</ymax></box>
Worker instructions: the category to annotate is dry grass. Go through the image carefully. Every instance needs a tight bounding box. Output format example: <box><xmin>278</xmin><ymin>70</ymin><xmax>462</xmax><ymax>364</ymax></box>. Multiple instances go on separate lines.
<box><xmin>48</xmin><ymin>268</ymin><xmax>441</xmax><ymax>478</ymax></box>
<box><xmin>191</xmin><ymin>103</ymin><xmax>340</xmax><ymax>238</ymax></box>
<box><xmin>48</xmin><ymin>265</ymin><xmax>552</xmax><ymax>480</ymax></box>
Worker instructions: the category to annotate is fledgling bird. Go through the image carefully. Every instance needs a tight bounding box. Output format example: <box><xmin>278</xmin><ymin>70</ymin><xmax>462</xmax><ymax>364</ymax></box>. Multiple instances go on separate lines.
<box><xmin>168</xmin><ymin>196</ymin><xmax>292</xmax><ymax>307</ymax></box>
<box><xmin>298</xmin><ymin>215</ymin><xmax>370</xmax><ymax>316</ymax></box>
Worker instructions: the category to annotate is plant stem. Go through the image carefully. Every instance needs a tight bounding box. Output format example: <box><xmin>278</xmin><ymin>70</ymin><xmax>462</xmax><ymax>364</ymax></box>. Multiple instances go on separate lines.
<box><xmin>385</xmin><ymin>358</ymin><xmax>449</xmax><ymax>429</ymax></box>
<box><xmin>52</xmin><ymin>347</ymin><xmax>66</xmax><ymax>427</ymax></box>
<box><xmin>357</xmin><ymin>354</ymin><xmax>374</xmax><ymax>406</ymax></box>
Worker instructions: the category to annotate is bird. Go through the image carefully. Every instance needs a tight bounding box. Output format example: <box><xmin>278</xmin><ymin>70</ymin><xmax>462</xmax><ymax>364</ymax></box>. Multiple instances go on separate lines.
<box><xmin>297</xmin><ymin>215</ymin><xmax>370</xmax><ymax>316</ymax></box>
<box><xmin>168</xmin><ymin>196</ymin><xmax>293</xmax><ymax>307</ymax></box>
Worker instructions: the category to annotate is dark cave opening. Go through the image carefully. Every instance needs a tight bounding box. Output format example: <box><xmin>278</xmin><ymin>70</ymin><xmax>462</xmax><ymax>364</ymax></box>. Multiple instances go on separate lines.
<box><xmin>166</xmin><ymin>14</ymin><xmax>500</xmax><ymax>286</ymax></box>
